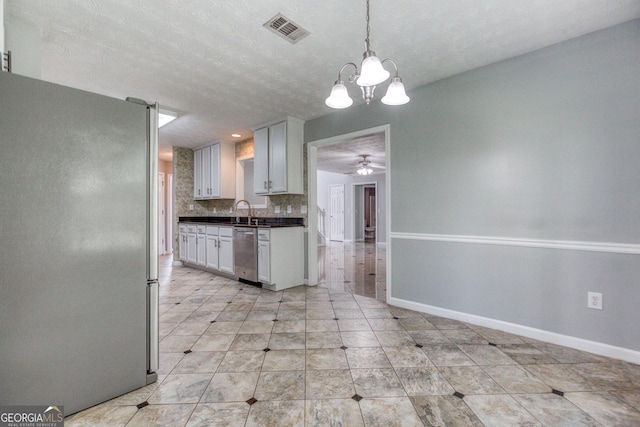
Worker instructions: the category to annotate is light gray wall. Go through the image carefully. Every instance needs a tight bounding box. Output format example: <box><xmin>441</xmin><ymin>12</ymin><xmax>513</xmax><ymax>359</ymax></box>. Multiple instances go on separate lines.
<box><xmin>305</xmin><ymin>20</ymin><xmax>640</xmax><ymax>352</ymax></box>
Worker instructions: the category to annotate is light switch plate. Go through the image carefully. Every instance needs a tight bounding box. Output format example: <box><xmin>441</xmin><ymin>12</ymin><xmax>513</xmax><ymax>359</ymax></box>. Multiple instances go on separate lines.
<box><xmin>274</xmin><ymin>206</ymin><xmax>281</xmax><ymax>214</ymax></box>
<box><xmin>287</xmin><ymin>205</ymin><xmax>292</xmax><ymax>213</ymax></box>
<box><xmin>301</xmin><ymin>205</ymin><xmax>308</xmax><ymax>214</ymax></box>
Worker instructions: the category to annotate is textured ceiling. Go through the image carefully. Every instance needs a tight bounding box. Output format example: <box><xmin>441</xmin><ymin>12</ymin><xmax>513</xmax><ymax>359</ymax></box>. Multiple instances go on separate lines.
<box><xmin>7</xmin><ymin>0</ymin><xmax>640</xmax><ymax>161</ymax></box>
<box><xmin>317</xmin><ymin>132</ymin><xmax>385</xmax><ymax>175</ymax></box>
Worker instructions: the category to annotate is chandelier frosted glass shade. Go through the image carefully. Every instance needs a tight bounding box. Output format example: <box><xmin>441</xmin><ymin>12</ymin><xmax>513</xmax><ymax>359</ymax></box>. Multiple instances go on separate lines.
<box><xmin>356</xmin><ymin>53</ymin><xmax>390</xmax><ymax>87</ymax></box>
<box><xmin>357</xmin><ymin>166</ymin><xmax>373</xmax><ymax>175</ymax></box>
<box><xmin>381</xmin><ymin>76</ymin><xmax>410</xmax><ymax>105</ymax></box>
<box><xmin>325</xmin><ymin>81</ymin><xmax>353</xmax><ymax>109</ymax></box>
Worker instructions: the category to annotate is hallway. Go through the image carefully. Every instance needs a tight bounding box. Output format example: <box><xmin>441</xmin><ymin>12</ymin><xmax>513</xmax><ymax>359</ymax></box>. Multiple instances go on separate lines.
<box><xmin>318</xmin><ymin>242</ymin><xmax>386</xmax><ymax>302</ymax></box>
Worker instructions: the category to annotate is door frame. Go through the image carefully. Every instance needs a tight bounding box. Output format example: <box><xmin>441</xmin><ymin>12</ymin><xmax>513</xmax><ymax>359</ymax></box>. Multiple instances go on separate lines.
<box><xmin>352</xmin><ymin>181</ymin><xmax>377</xmax><ymax>243</ymax></box>
<box><xmin>158</xmin><ymin>171</ymin><xmax>166</xmax><ymax>255</ymax></box>
<box><xmin>306</xmin><ymin>124</ymin><xmax>390</xmax><ymax>302</ymax></box>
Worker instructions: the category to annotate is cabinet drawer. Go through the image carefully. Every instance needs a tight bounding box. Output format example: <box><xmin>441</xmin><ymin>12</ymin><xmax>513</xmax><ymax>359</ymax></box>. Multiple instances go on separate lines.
<box><xmin>219</xmin><ymin>227</ymin><xmax>233</xmax><ymax>237</ymax></box>
<box><xmin>187</xmin><ymin>225</ymin><xmax>197</xmax><ymax>233</ymax></box>
<box><xmin>206</xmin><ymin>226</ymin><xmax>219</xmax><ymax>236</ymax></box>
<box><xmin>258</xmin><ymin>229</ymin><xmax>270</xmax><ymax>241</ymax></box>
<box><xmin>196</xmin><ymin>225</ymin><xmax>207</xmax><ymax>234</ymax></box>
<box><xmin>179</xmin><ymin>224</ymin><xmax>187</xmax><ymax>232</ymax></box>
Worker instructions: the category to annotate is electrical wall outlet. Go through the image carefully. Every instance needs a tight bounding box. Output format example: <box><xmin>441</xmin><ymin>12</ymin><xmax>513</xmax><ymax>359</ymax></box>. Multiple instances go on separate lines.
<box><xmin>588</xmin><ymin>292</ymin><xmax>603</xmax><ymax>310</ymax></box>
<box><xmin>287</xmin><ymin>205</ymin><xmax>292</xmax><ymax>213</ymax></box>
<box><xmin>188</xmin><ymin>204</ymin><xmax>194</xmax><ymax>211</ymax></box>
<box><xmin>301</xmin><ymin>205</ymin><xmax>308</xmax><ymax>214</ymax></box>
<box><xmin>274</xmin><ymin>206</ymin><xmax>281</xmax><ymax>214</ymax></box>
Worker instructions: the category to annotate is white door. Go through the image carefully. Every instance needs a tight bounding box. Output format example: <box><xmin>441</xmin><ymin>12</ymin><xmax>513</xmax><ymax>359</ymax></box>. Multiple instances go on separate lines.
<box><xmin>329</xmin><ymin>184</ymin><xmax>345</xmax><ymax>241</ymax></box>
<box><xmin>158</xmin><ymin>172</ymin><xmax>166</xmax><ymax>255</ymax></box>
<box><xmin>167</xmin><ymin>174</ymin><xmax>173</xmax><ymax>254</ymax></box>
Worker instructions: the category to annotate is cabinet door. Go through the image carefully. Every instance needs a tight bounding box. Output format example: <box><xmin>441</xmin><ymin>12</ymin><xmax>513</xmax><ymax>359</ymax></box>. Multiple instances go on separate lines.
<box><xmin>187</xmin><ymin>232</ymin><xmax>197</xmax><ymax>264</ymax></box>
<box><xmin>193</xmin><ymin>149</ymin><xmax>203</xmax><ymax>199</ymax></box>
<box><xmin>218</xmin><ymin>237</ymin><xmax>234</xmax><ymax>274</ymax></box>
<box><xmin>179</xmin><ymin>232</ymin><xmax>187</xmax><ymax>261</ymax></box>
<box><xmin>268</xmin><ymin>121</ymin><xmax>287</xmax><ymax>193</ymax></box>
<box><xmin>253</xmin><ymin>126</ymin><xmax>270</xmax><ymax>194</ymax></box>
<box><xmin>196</xmin><ymin>233</ymin><xmax>207</xmax><ymax>266</ymax></box>
<box><xmin>206</xmin><ymin>235</ymin><xmax>219</xmax><ymax>270</ymax></box>
<box><xmin>209</xmin><ymin>143</ymin><xmax>220</xmax><ymax>198</ymax></box>
<box><xmin>258</xmin><ymin>240</ymin><xmax>270</xmax><ymax>283</ymax></box>
<box><xmin>201</xmin><ymin>146</ymin><xmax>212</xmax><ymax>198</ymax></box>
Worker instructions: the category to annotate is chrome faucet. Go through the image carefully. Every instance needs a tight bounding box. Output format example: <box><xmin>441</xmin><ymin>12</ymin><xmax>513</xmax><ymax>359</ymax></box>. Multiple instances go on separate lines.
<box><xmin>235</xmin><ymin>199</ymin><xmax>253</xmax><ymax>224</ymax></box>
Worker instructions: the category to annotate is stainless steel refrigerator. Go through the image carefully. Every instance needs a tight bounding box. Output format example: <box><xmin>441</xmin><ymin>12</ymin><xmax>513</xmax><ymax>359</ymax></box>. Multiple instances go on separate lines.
<box><xmin>0</xmin><ymin>71</ymin><xmax>159</xmax><ymax>415</ymax></box>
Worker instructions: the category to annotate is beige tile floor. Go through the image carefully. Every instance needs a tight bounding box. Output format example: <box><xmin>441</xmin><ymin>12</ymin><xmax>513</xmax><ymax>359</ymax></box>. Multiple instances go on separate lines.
<box><xmin>66</xmin><ymin>244</ymin><xmax>640</xmax><ymax>426</ymax></box>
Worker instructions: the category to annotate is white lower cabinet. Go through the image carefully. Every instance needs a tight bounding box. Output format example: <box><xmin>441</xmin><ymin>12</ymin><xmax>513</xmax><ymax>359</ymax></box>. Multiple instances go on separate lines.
<box><xmin>196</xmin><ymin>225</ymin><xmax>206</xmax><ymax>266</ymax></box>
<box><xmin>258</xmin><ymin>240</ymin><xmax>270</xmax><ymax>283</ymax></box>
<box><xmin>205</xmin><ymin>226</ymin><xmax>219</xmax><ymax>270</ymax></box>
<box><xmin>178</xmin><ymin>225</ymin><xmax>187</xmax><ymax>261</ymax></box>
<box><xmin>180</xmin><ymin>223</ymin><xmax>302</xmax><ymax>291</ymax></box>
<box><xmin>186</xmin><ymin>225</ymin><xmax>197</xmax><ymax>264</ymax></box>
<box><xmin>257</xmin><ymin>227</ymin><xmax>303</xmax><ymax>291</ymax></box>
<box><xmin>218</xmin><ymin>227</ymin><xmax>234</xmax><ymax>275</ymax></box>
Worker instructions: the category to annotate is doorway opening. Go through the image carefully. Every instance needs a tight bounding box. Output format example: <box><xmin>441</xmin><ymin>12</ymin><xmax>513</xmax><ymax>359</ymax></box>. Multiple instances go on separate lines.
<box><xmin>307</xmin><ymin>124</ymin><xmax>390</xmax><ymax>302</ymax></box>
<box><xmin>353</xmin><ymin>183</ymin><xmax>377</xmax><ymax>243</ymax></box>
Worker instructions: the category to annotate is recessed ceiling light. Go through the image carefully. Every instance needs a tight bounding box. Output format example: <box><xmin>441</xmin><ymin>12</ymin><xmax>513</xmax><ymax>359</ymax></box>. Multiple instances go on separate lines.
<box><xmin>231</xmin><ymin>133</ymin><xmax>242</xmax><ymax>138</ymax></box>
<box><xmin>158</xmin><ymin>108</ymin><xmax>178</xmax><ymax>128</ymax></box>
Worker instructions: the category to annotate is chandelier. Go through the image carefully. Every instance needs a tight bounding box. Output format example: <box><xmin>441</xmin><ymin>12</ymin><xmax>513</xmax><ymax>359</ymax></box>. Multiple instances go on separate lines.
<box><xmin>325</xmin><ymin>0</ymin><xmax>410</xmax><ymax>109</ymax></box>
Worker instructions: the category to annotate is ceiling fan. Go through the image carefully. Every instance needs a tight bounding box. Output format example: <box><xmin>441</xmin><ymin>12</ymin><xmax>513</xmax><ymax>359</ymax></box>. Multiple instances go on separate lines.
<box><xmin>353</xmin><ymin>154</ymin><xmax>384</xmax><ymax>175</ymax></box>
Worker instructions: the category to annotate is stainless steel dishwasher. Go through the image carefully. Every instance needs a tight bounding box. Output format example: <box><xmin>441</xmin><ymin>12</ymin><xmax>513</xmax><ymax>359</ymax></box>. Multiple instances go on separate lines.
<box><xmin>234</xmin><ymin>227</ymin><xmax>258</xmax><ymax>282</ymax></box>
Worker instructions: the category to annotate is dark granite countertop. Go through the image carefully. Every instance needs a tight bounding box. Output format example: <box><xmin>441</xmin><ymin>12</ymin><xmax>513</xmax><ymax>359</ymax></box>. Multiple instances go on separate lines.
<box><xmin>179</xmin><ymin>216</ymin><xmax>304</xmax><ymax>228</ymax></box>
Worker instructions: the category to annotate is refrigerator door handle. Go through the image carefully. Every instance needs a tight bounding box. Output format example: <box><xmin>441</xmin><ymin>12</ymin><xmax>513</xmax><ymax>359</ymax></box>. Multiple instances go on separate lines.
<box><xmin>147</xmin><ymin>280</ymin><xmax>159</xmax><ymax>376</ymax></box>
<box><xmin>147</xmin><ymin>103</ymin><xmax>159</xmax><ymax>281</ymax></box>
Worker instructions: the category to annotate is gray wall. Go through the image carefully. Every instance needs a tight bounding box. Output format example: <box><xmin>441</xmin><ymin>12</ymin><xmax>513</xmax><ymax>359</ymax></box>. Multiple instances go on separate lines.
<box><xmin>305</xmin><ymin>20</ymin><xmax>640</xmax><ymax>351</ymax></box>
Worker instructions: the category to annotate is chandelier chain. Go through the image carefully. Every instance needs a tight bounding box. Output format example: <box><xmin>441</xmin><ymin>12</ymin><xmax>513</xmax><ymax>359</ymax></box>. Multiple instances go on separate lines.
<box><xmin>365</xmin><ymin>0</ymin><xmax>370</xmax><ymax>46</ymax></box>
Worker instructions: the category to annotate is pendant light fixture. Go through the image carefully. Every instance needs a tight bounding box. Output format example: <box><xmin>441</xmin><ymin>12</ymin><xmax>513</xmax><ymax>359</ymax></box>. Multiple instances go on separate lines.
<box><xmin>325</xmin><ymin>0</ymin><xmax>410</xmax><ymax>109</ymax></box>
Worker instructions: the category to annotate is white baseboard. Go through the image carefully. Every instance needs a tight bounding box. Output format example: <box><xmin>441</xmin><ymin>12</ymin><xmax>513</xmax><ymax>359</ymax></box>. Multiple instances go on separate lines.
<box><xmin>388</xmin><ymin>296</ymin><xmax>640</xmax><ymax>365</ymax></box>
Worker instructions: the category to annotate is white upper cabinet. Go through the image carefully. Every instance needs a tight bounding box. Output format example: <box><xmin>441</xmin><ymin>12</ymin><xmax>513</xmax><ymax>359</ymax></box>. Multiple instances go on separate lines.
<box><xmin>252</xmin><ymin>117</ymin><xmax>304</xmax><ymax>195</ymax></box>
<box><xmin>193</xmin><ymin>148</ymin><xmax>203</xmax><ymax>199</ymax></box>
<box><xmin>193</xmin><ymin>141</ymin><xmax>235</xmax><ymax>199</ymax></box>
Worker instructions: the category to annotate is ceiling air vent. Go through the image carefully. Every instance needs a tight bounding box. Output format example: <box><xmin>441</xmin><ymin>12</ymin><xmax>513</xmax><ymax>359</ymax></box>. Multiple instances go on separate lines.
<box><xmin>263</xmin><ymin>13</ymin><xmax>310</xmax><ymax>44</ymax></box>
